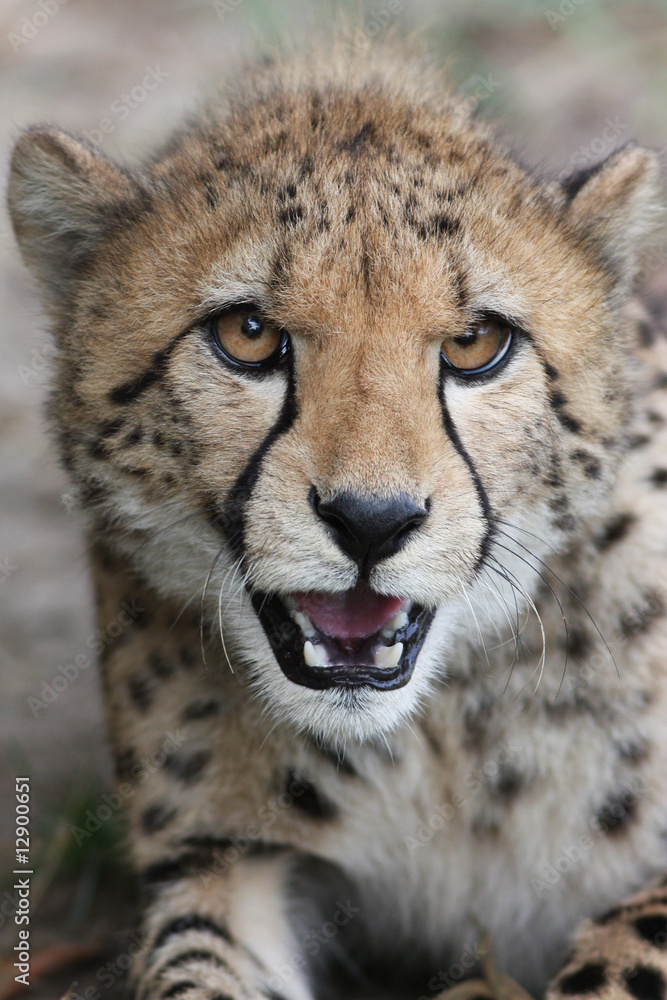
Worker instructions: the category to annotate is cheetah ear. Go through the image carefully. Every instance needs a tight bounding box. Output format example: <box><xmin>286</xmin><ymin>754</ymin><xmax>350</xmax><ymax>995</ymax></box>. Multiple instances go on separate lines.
<box><xmin>562</xmin><ymin>143</ymin><xmax>662</xmax><ymax>291</ymax></box>
<box><xmin>7</xmin><ymin>126</ymin><xmax>141</xmax><ymax>308</ymax></box>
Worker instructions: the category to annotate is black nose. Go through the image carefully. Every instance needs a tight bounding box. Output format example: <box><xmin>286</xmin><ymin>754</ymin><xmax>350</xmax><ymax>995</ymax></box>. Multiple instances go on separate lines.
<box><xmin>311</xmin><ymin>488</ymin><xmax>429</xmax><ymax>574</ymax></box>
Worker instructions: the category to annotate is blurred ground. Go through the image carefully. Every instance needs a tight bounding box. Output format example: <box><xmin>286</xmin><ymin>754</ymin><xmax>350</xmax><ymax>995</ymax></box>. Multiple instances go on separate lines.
<box><xmin>0</xmin><ymin>0</ymin><xmax>665</xmax><ymax>997</ymax></box>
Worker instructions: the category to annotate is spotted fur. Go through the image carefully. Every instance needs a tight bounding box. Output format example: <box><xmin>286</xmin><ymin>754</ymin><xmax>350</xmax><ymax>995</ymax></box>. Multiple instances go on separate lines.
<box><xmin>7</xmin><ymin>44</ymin><xmax>667</xmax><ymax>1000</ymax></box>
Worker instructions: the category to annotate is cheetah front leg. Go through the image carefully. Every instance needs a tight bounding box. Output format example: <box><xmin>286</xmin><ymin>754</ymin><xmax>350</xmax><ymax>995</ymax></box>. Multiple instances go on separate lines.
<box><xmin>132</xmin><ymin>852</ymin><xmax>315</xmax><ymax>1000</ymax></box>
<box><xmin>546</xmin><ymin>880</ymin><xmax>667</xmax><ymax>1000</ymax></box>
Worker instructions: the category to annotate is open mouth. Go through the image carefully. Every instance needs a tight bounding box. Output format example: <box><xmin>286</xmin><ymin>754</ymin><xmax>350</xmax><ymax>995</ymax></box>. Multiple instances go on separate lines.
<box><xmin>251</xmin><ymin>582</ymin><xmax>434</xmax><ymax>691</ymax></box>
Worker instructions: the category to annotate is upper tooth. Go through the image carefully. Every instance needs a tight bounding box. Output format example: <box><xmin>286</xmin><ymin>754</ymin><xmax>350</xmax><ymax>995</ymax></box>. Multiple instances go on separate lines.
<box><xmin>375</xmin><ymin>642</ymin><xmax>403</xmax><ymax>668</ymax></box>
<box><xmin>382</xmin><ymin>610</ymin><xmax>409</xmax><ymax>636</ymax></box>
<box><xmin>284</xmin><ymin>596</ymin><xmax>298</xmax><ymax>611</ymax></box>
<box><xmin>292</xmin><ymin>611</ymin><xmax>316</xmax><ymax>637</ymax></box>
<box><xmin>303</xmin><ymin>640</ymin><xmax>327</xmax><ymax>668</ymax></box>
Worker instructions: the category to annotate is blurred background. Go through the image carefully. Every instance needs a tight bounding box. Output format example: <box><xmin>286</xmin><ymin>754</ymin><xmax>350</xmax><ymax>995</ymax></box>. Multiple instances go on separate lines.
<box><xmin>0</xmin><ymin>0</ymin><xmax>665</xmax><ymax>996</ymax></box>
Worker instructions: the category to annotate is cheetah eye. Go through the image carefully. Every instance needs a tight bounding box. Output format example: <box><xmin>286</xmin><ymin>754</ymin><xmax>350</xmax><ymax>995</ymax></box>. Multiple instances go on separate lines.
<box><xmin>441</xmin><ymin>318</ymin><xmax>514</xmax><ymax>376</ymax></box>
<box><xmin>211</xmin><ymin>307</ymin><xmax>289</xmax><ymax>369</ymax></box>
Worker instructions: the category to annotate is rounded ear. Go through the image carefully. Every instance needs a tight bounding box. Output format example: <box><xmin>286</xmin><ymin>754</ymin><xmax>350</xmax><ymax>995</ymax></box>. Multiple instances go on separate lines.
<box><xmin>561</xmin><ymin>143</ymin><xmax>662</xmax><ymax>294</ymax></box>
<box><xmin>7</xmin><ymin>126</ymin><xmax>145</xmax><ymax>308</ymax></box>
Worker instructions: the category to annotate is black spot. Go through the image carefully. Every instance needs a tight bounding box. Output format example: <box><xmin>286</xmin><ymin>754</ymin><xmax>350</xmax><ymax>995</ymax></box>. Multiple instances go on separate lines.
<box><xmin>179</xmin><ymin>645</ymin><xmax>199</xmax><ymax>670</ymax></box>
<box><xmin>627</xmin><ymin>433</ymin><xmax>651</xmax><ymax>449</ymax></box>
<box><xmin>650</xmin><ymin>468</ymin><xmax>667</xmax><ymax>488</ymax></box>
<box><xmin>558</xmin><ymin>962</ymin><xmax>607</xmax><ymax>994</ymax></box>
<box><xmin>557</xmin><ymin>411</ymin><xmax>583</xmax><ymax>434</ymax></box>
<box><xmin>639</xmin><ymin>320</ymin><xmax>656</xmax><ymax>347</ymax></box>
<box><xmin>182</xmin><ymin>698</ymin><xmax>220</xmax><ymax>721</ymax></box>
<box><xmin>622</xmin><ymin>965</ymin><xmax>667</xmax><ymax>1000</ymax></box>
<box><xmin>128</xmin><ymin>676</ymin><xmax>153</xmax><ymax>713</ymax></box>
<box><xmin>142</xmin><ymin>803</ymin><xmax>177</xmax><ymax>834</ymax></box>
<box><xmin>99</xmin><ymin>418</ymin><xmax>125</xmax><ymax>438</ymax></box>
<box><xmin>595</xmin><ymin>790</ymin><xmax>638</xmax><ymax>835</ymax></box>
<box><xmin>278</xmin><ymin>204</ymin><xmax>304</xmax><ymax>226</ymax></box>
<box><xmin>493</xmin><ymin>765</ymin><xmax>525</xmax><ymax>800</ymax></box>
<box><xmin>115</xmin><ymin>746</ymin><xmax>138</xmax><ymax>781</ymax></box>
<box><xmin>277</xmin><ymin>183</ymin><xmax>297</xmax><ymax>201</ymax></box>
<box><xmin>544</xmin><ymin>362</ymin><xmax>560</xmax><ymax>381</ymax></box>
<box><xmin>655</xmin><ymin>372</ymin><xmax>667</xmax><ymax>389</ymax></box>
<box><xmin>284</xmin><ymin>770</ymin><xmax>338</xmax><ymax>820</ymax></box>
<box><xmin>87</xmin><ymin>438</ymin><xmax>107</xmax><ymax>460</ymax></box>
<box><xmin>419</xmin><ymin>214</ymin><xmax>461</xmax><ymax>239</ymax></box>
<box><xmin>152</xmin><ymin>914</ymin><xmax>232</xmax><ymax>952</ymax></box>
<box><xmin>124</xmin><ymin>426</ymin><xmax>143</xmax><ymax>446</ymax></box>
<box><xmin>341</xmin><ymin>120</ymin><xmax>375</xmax><ymax>155</ymax></box>
<box><xmin>131</xmin><ymin>605</ymin><xmax>150</xmax><ymax>629</ymax></box>
<box><xmin>162</xmin><ymin>980</ymin><xmax>197</xmax><ymax>998</ymax></box>
<box><xmin>572</xmin><ymin>449</ymin><xmax>601</xmax><ymax>479</ymax></box>
<box><xmin>549</xmin><ymin>494</ymin><xmax>570</xmax><ymax>513</ymax></box>
<box><xmin>647</xmin><ymin>410</ymin><xmax>665</xmax><ymax>425</ymax></box>
<box><xmin>593</xmin><ymin>512</ymin><xmax>635</xmax><ymax>551</ymax></box>
<box><xmin>148</xmin><ymin>651</ymin><xmax>173</xmax><ymax>679</ymax></box>
<box><xmin>619</xmin><ymin>591</ymin><xmax>665</xmax><ymax>639</ymax></box>
<box><xmin>634</xmin><ymin>914</ymin><xmax>667</xmax><ymax>948</ymax></box>
<box><xmin>164</xmin><ymin>749</ymin><xmax>211</xmax><ymax>785</ymax></box>
<box><xmin>617</xmin><ymin>738</ymin><xmax>649</xmax><ymax>763</ymax></box>
<box><xmin>566</xmin><ymin>627</ymin><xmax>592</xmax><ymax>659</ymax></box>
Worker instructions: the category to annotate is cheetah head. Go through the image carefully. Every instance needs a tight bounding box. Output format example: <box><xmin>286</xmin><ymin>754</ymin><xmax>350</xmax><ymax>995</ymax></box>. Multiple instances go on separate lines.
<box><xmin>8</xmin><ymin>55</ymin><xmax>659</xmax><ymax>742</ymax></box>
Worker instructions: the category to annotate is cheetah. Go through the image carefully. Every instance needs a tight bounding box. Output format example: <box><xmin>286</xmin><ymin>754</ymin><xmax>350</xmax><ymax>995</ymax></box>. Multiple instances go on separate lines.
<box><xmin>8</xmin><ymin>44</ymin><xmax>667</xmax><ymax>1000</ymax></box>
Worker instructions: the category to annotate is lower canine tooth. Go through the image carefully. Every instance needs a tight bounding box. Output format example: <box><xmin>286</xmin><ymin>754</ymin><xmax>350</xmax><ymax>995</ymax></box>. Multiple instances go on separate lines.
<box><xmin>304</xmin><ymin>640</ymin><xmax>327</xmax><ymax>668</ymax></box>
<box><xmin>375</xmin><ymin>642</ymin><xmax>404</xmax><ymax>668</ymax></box>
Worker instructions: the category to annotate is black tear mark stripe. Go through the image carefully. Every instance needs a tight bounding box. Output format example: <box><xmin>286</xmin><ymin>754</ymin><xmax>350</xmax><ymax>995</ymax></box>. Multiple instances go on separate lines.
<box><xmin>221</xmin><ymin>356</ymin><xmax>297</xmax><ymax>558</ymax></box>
<box><xmin>110</xmin><ymin>328</ymin><xmax>190</xmax><ymax>405</ymax></box>
<box><xmin>438</xmin><ymin>367</ymin><xmax>494</xmax><ymax>571</ymax></box>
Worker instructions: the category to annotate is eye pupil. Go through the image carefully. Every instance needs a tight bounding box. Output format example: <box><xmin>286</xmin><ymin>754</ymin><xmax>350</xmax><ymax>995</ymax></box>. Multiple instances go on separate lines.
<box><xmin>242</xmin><ymin>315</ymin><xmax>263</xmax><ymax>339</ymax></box>
<box><xmin>455</xmin><ymin>332</ymin><xmax>478</xmax><ymax>347</ymax></box>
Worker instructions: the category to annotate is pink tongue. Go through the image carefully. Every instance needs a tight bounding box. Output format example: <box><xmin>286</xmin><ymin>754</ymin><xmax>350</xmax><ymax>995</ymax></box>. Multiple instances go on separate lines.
<box><xmin>294</xmin><ymin>583</ymin><xmax>405</xmax><ymax>641</ymax></box>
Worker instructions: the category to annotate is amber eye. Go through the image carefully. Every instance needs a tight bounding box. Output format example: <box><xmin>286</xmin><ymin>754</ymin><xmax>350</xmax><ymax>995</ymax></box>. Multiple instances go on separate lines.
<box><xmin>212</xmin><ymin>309</ymin><xmax>287</xmax><ymax>367</ymax></box>
<box><xmin>441</xmin><ymin>318</ymin><xmax>513</xmax><ymax>376</ymax></box>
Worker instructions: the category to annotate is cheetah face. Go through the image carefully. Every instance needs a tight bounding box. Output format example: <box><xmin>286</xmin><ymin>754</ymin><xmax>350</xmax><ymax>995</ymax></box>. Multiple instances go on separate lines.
<box><xmin>8</xmin><ymin>67</ymin><xmax>658</xmax><ymax>741</ymax></box>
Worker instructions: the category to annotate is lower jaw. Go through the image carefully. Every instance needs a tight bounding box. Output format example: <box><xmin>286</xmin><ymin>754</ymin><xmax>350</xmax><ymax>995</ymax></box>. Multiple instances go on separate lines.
<box><xmin>252</xmin><ymin>592</ymin><xmax>435</xmax><ymax>692</ymax></box>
